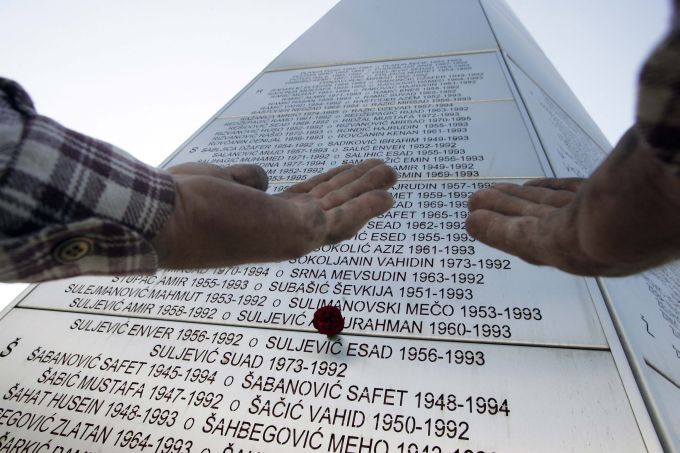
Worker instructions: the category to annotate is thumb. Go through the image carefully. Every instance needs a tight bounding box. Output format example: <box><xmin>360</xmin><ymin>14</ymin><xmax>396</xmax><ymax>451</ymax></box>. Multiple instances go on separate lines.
<box><xmin>524</xmin><ymin>177</ymin><xmax>584</xmax><ymax>192</ymax></box>
<box><xmin>221</xmin><ymin>164</ymin><xmax>269</xmax><ymax>191</ymax></box>
<box><xmin>166</xmin><ymin>163</ymin><xmax>269</xmax><ymax>191</ymax></box>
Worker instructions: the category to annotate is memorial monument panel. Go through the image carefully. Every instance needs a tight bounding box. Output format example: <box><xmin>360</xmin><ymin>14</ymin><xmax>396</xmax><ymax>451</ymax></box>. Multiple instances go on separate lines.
<box><xmin>220</xmin><ymin>53</ymin><xmax>514</xmax><ymax>116</ymax></box>
<box><xmin>167</xmin><ymin>102</ymin><xmax>546</xmax><ymax>181</ymax></box>
<box><xmin>479</xmin><ymin>0</ymin><xmax>612</xmax><ymax>152</ymax></box>
<box><xmin>0</xmin><ymin>309</ymin><xmax>647</xmax><ymax>452</ymax></box>
<box><xmin>644</xmin><ymin>364</ymin><xmax>680</xmax><ymax>449</ymax></box>
<box><xmin>604</xmin><ymin>264</ymin><xmax>680</xmax><ymax>386</ymax></box>
<box><xmin>165</xmin><ymin>53</ymin><xmax>548</xmax><ymax>179</ymax></box>
<box><xmin>600</xmin><ymin>264</ymin><xmax>680</xmax><ymax>448</ymax></box>
<box><xmin>506</xmin><ymin>60</ymin><xmax>606</xmax><ymax>177</ymax></box>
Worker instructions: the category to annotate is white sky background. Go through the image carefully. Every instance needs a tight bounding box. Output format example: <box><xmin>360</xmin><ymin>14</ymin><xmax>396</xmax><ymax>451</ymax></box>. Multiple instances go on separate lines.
<box><xmin>0</xmin><ymin>0</ymin><xmax>673</xmax><ymax>310</ymax></box>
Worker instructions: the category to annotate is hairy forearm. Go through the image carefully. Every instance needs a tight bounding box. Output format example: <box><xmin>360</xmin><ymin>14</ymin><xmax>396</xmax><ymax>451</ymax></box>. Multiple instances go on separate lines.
<box><xmin>465</xmin><ymin>126</ymin><xmax>680</xmax><ymax>277</ymax></box>
<box><xmin>575</xmin><ymin>127</ymin><xmax>680</xmax><ymax>274</ymax></box>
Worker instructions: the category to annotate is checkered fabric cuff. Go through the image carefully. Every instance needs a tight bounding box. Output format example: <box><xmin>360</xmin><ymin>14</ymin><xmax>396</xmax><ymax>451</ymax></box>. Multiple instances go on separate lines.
<box><xmin>0</xmin><ymin>78</ymin><xmax>176</xmax><ymax>282</ymax></box>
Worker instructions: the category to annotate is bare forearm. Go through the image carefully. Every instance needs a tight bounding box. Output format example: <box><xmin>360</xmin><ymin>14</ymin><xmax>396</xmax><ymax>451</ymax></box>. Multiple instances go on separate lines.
<box><xmin>575</xmin><ymin>127</ymin><xmax>680</xmax><ymax>274</ymax></box>
<box><xmin>466</xmin><ymin>126</ymin><xmax>680</xmax><ymax>277</ymax></box>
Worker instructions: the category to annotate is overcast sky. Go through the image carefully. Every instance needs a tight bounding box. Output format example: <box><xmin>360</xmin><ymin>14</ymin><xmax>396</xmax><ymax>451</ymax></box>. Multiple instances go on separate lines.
<box><xmin>0</xmin><ymin>0</ymin><xmax>673</xmax><ymax>309</ymax></box>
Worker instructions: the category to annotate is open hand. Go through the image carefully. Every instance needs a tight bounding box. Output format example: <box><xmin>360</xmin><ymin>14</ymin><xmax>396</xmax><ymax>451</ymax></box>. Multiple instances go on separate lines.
<box><xmin>465</xmin><ymin>128</ymin><xmax>680</xmax><ymax>276</ymax></box>
<box><xmin>152</xmin><ymin>159</ymin><xmax>398</xmax><ymax>269</ymax></box>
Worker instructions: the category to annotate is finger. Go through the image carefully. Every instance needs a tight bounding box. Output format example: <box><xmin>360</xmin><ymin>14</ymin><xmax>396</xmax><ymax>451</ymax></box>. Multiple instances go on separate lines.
<box><xmin>493</xmin><ymin>183</ymin><xmax>576</xmax><ymax>208</ymax></box>
<box><xmin>166</xmin><ymin>162</ymin><xmax>222</xmax><ymax>176</ymax></box>
<box><xmin>222</xmin><ymin>164</ymin><xmax>269</xmax><ymax>191</ymax></box>
<box><xmin>466</xmin><ymin>209</ymin><xmax>617</xmax><ymax>276</ymax></box>
<box><xmin>285</xmin><ymin>164</ymin><xmax>353</xmax><ymax>193</ymax></box>
<box><xmin>309</xmin><ymin>159</ymin><xmax>386</xmax><ymax>198</ymax></box>
<box><xmin>465</xmin><ymin>209</ymin><xmax>545</xmax><ymax>265</ymax></box>
<box><xmin>524</xmin><ymin>177</ymin><xmax>585</xmax><ymax>192</ymax></box>
<box><xmin>468</xmin><ymin>188</ymin><xmax>555</xmax><ymax>217</ymax></box>
<box><xmin>325</xmin><ymin>190</ymin><xmax>395</xmax><ymax>243</ymax></box>
<box><xmin>320</xmin><ymin>163</ymin><xmax>398</xmax><ymax>209</ymax></box>
<box><xmin>166</xmin><ymin>163</ymin><xmax>269</xmax><ymax>190</ymax></box>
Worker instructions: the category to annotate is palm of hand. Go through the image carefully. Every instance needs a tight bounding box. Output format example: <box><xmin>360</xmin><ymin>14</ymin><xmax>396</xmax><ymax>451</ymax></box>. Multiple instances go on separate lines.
<box><xmin>465</xmin><ymin>178</ymin><xmax>601</xmax><ymax>274</ymax></box>
<box><xmin>152</xmin><ymin>160</ymin><xmax>397</xmax><ymax>269</ymax></box>
<box><xmin>466</xmin><ymin>129</ymin><xmax>680</xmax><ymax>276</ymax></box>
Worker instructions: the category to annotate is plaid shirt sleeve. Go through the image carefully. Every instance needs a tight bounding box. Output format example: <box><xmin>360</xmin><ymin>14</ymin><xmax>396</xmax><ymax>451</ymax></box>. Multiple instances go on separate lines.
<box><xmin>636</xmin><ymin>0</ymin><xmax>680</xmax><ymax>173</ymax></box>
<box><xmin>0</xmin><ymin>78</ymin><xmax>176</xmax><ymax>282</ymax></box>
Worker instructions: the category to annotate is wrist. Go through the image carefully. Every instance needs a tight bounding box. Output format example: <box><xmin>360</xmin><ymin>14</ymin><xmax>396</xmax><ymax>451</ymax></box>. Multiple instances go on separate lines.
<box><xmin>576</xmin><ymin>128</ymin><xmax>680</xmax><ymax>273</ymax></box>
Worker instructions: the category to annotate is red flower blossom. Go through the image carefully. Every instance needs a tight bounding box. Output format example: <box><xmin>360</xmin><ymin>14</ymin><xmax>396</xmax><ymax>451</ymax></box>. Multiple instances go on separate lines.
<box><xmin>313</xmin><ymin>306</ymin><xmax>344</xmax><ymax>336</ymax></box>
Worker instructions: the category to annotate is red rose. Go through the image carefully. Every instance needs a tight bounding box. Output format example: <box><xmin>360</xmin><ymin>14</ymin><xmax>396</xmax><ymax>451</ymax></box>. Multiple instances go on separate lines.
<box><xmin>313</xmin><ymin>306</ymin><xmax>344</xmax><ymax>336</ymax></box>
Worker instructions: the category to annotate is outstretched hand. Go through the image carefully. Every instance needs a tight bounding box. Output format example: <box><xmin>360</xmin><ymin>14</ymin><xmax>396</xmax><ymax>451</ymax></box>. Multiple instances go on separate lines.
<box><xmin>153</xmin><ymin>159</ymin><xmax>398</xmax><ymax>269</ymax></box>
<box><xmin>466</xmin><ymin>128</ymin><xmax>680</xmax><ymax>276</ymax></box>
